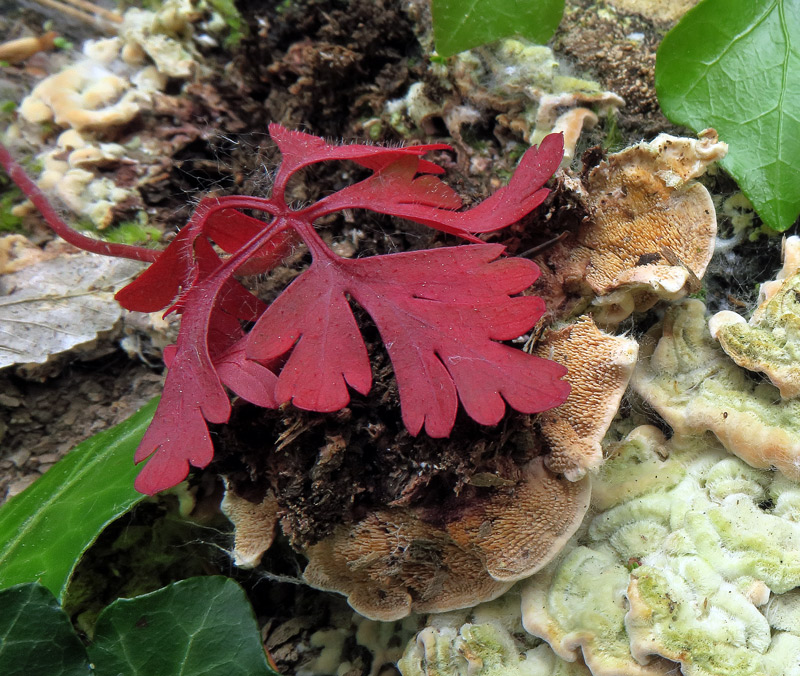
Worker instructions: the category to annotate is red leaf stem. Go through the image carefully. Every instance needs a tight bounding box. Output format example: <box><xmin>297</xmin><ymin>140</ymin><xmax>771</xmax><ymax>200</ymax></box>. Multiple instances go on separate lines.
<box><xmin>0</xmin><ymin>144</ymin><xmax>160</xmax><ymax>263</ymax></box>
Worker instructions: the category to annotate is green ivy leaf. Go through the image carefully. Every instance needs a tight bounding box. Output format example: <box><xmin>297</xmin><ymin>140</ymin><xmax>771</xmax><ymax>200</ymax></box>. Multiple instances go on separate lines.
<box><xmin>0</xmin><ymin>398</ymin><xmax>157</xmax><ymax>599</ymax></box>
<box><xmin>432</xmin><ymin>0</ymin><xmax>565</xmax><ymax>57</ymax></box>
<box><xmin>88</xmin><ymin>577</ymin><xmax>277</xmax><ymax>676</ymax></box>
<box><xmin>656</xmin><ymin>0</ymin><xmax>800</xmax><ymax>232</ymax></box>
<box><xmin>0</xmin><ymin>583</ymin><xmax>91</xmax><ymax>676</ymax></box>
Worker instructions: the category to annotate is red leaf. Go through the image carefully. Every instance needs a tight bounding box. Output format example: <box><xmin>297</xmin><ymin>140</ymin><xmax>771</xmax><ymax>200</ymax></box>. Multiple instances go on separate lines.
<box><xmin>248</xmin><ymin>261</ymin><xmax>372</xmax><ymax>412</ymax></box>
<box><xmin>115</xmin><ymin>224</ymin><xmax>192</xmax><ymax>312</ymax></box>
<box><xmin>249</xmin><ymin>243</ymin><xmax>569</xmax><ymax>437</ymax></box>
<box><xmin>116</xmin><ymin>196</ymin><xmax>282</xmax><ymax>313</ymax></box>
<box><xmin>422</xmin><ymin>133</ymin><xmax>564</xmax><ymax>234</ymax></box>
<box><xmin>204</xmin><ymin>207</ymin><xmax>298</xmax><ymax>276</ymax></box>
<box><xmin>215</xmin><ymin>340</ymin><xmax>278</xmax><ymax>409</ymax></box>
<box><xmin>305</xmin><ymin>135</ymin><xmax>564</xmax><ymax>237</ymax></box>
<box><xmin>268</xmin><ymin>123</ymin><xmax>452</xmax><ymax>197</ymax></box>
<box><xmin>133</xmin><ymin>237</ymin><xmax>276</xmax><ymax>494</ymax></box>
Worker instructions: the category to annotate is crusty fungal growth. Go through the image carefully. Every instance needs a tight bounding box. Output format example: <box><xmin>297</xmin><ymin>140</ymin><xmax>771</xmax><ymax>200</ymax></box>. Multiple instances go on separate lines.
<box><xmin>303</xmin><ymin>510</ymin><xmax>512</xmax><ymax>622</ymax></box>
<box><xmin>19</xmin><ymin>63</ymin><xmax>143</xmax><ymax>132</ymax></box>
<box><xmin>388</xmin><ymin>39</ymin><xmax>623</xmax><ymax>160</ymax></box>
<box><xmin>535</xmin><ymin>316</ymin><xmax>638</xmax><ymax>480</ymax></box>
<box><xmin>632</xmin><ymin>299</ymin><xmax>800</xmax><ymax>481</ymax></box>
<box><xmin>445</xmin><ymin>458</ymin><xmax>591</xmax><ymax>581</ymax></box>
<box><xmin>549</xmin><ymin>108</ymin><xmax>599</xmax><ymax>166</ymax></box>
<box><xmin>757</xmin><ymin>235</ymin><xmax>800</xmax><ymax>306</ymax></box>
<box><xmin>710</xmin><ymin>235</ymin><xmax>800</xmax><ymax>398</ymax></box>
<box><xmin>220</xmin><ymin>487</ymin><xmax>279</xmax><ymax>569</ymax></box>
<box><xmin>568</xmin><ymin>130</ymin><xmax>725</xmax><ymax>324</ymax></box>
<box><xmin>399</xmin><ymin>594</ymin><xmax>594</xmax><ymax>676</ymax></box>
<box><xmin>0</xmin><ymin>31</ymin><xmax>58</xmax><ymax>64</ymax></box>
<box><xmin>521</xmin><ymin>426</ymin><xmax>800</xmax><ymax>676</ymax></box>
<box><xmin>303</xmin><ymin>459</ymin><xmax>589</xmax><ymax>620</ymax></box>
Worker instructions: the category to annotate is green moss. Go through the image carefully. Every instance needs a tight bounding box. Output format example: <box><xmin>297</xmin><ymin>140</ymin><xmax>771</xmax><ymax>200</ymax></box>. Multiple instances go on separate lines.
<box><xmin>104</xmin><ymin>220</ymin><xmax>162</xmax><ymax>246</ymax></box>
<box><xmin>207</xmin><ymin>0</ymin><xmax>248</xmax><ymax>47</ymax></box>
<box><xmin>0</xmin><ymin>178</ymin><xmax>24</xmax><ymax>234</ymax></box>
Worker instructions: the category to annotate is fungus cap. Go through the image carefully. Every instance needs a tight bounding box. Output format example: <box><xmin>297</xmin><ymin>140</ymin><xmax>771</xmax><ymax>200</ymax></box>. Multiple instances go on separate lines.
<box><xmin>536</xmin><ymin>316</ymin><xmax>638</xmax><ymax>480</ymax></box>
<box><xmin>220</xmin><ymin>487</ymin><xmax>279</xmax><ymax>569</ymax></box>
<box><xmin>523</xmin><ymin>427</ymin><xmax>800</xmax><ymax>676</ymax></box>
<box><xmin>569</xmin><ymin>130</ymin><xmax>725</xmax><ymax>324</ymax></box>
<box><xmin>445</xmin><ymin>458</ymin><xmax>591</xmax><ymax>581</ymax></box>
<box><xmin>711</xmin><ymin>236</ymin><xmax>800</xmax><ymax>398</ymax></box>
<box><xmin>632</xmin><ymin>299</ymin><xmax>800</xmax><ymax>481</ymax></box>
<box><xmin>303</xmin><ymin>459</ymin><xmax>589</xmax><ymax>620</ymax></box>
<box><xmin>303</xmin><ymin>509</ymin><xmax>512</xmax><ymax>622</ymax></box>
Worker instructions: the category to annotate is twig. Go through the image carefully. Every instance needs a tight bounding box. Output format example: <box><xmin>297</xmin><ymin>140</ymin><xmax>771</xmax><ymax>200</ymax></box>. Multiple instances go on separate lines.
<box><xmin>31</xmin><ymin>0</ymin><xmax>122</xmax><ymax>33</ymax></box>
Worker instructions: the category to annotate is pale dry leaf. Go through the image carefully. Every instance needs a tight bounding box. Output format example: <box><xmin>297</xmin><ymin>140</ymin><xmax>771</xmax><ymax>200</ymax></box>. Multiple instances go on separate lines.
<box><xmin>0</xmin><ymin>253</ymin><xmax>145</xmax><ymax>367</ymax></box>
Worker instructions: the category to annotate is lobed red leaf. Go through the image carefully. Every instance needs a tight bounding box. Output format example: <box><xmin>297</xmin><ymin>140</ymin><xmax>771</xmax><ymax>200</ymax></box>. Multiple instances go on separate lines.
<box><xmin>248</xmin><ymin>243</ymin><xmax>569</xmax><ymax>438</ymax></box>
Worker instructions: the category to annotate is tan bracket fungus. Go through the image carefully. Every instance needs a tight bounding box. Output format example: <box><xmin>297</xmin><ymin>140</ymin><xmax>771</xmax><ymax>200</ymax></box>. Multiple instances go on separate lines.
<box><xmin>632</xmin><ymin>298</ymin><xmax>800</xmax><ymax>481</ymax></box>
<box><xmin>710</xmin><ymin>235</ymin><xmax>800</xmax><ymax>399</ymax></box>
<box><xmin>565</xmin><ymin>130</ymin><xmax>725</xmax><ymax>325</ymax></box>
<box><xmin>220</xmin><ymin>486</ymin><xmax>279</xmax><ymax>569</ymax></box>
<box><xmin>0</xmin><ymin>31</ymin><xmax>58</xmax><ymax>65</ymax></box>
<box><xmin>535</xmin><ymin>315</ymin><xmax>639</xmax><ymax>481</ymax></box>
<box><xmin>302</xmin><ymin>458</ymin><xmax>590</xmax><ymax>621</ymax></box>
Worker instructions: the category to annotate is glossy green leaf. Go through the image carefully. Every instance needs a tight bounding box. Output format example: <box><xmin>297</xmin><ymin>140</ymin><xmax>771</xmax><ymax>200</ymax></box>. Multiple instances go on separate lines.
<box><xmin>88</xmin><ymin>576</ymin><xmax>276</xmax><ymax>676</ymax></box>
<box><xmin>0</xmin><ymin>583</ymin><xmax>91</xmax><ymax>676</ymax></box>
<box><xmin>0</xmin><ymin>398</ymin><xmax>158</xmax><ymax>599</ymax></box>
<box><xmin>432</xmin><ymin>0</ymin><xmax>565</xmax><ymax>57</ymax></box>
<box><xmin>656</xmin><ymin>0</ymin><xmax>800</xmax><ymax>231</ymax></box>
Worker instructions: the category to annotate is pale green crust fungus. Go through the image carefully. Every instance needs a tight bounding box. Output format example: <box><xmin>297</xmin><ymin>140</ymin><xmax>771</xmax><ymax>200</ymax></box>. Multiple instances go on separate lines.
<box><xmin>711</xmin><ymin>235</ymin><xmax>800</xmax><ymax>399</ymax></box>
<box><xmin>398</xmin><ymin>594</ymin><xmax>592</xmax><ymax>676</ymax></box>
<box><xmin>521</xmin><ymin>427</ymin><xmax>800</xmax><ymax>676</ymax></box>
<box><xmin>633</xmin><ymin>298</ymin><xmax>800</xmax><ymax>480</ymax></box>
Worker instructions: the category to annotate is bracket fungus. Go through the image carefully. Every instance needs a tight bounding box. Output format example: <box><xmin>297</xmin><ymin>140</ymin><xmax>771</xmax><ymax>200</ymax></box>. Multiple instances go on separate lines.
<box><xmin>536</xmin><ymin>315</ymin><xmax>639</xmax><ymax>480</ymax></box>
<box><xmin>0</xmin><ymin>31</ymin><xmax>58</xmax><ymax>64</ymax></box>
<box><xmin>220</xmin><ymin>487</ymin><xmax>279</xmax><ymax>569</ymax></box>
<box><xmin>19</xmin><ymin>61</ymin><xmax>143</xmax><ymax>133</ymax></box>
<box><xmin>302</xmin><ymin>458</ymin><xmax>590</xmax><ymax>621</ymax></box>
<box><xmin>521</xmin><ymin>427</ymin><xmax>800</xmax><ymax>676</ymax></box>
<box><xmin>632</xmin><ymin>298</ymin><xmax>800</xmax><ymax>481</ymax></box>
<box><xmin>387</xmin><ymin>39</ymin><xmax>622</xmax><ymax>162</ymax></box>
<box><xmin>566</xmin><ymin>130</ymin><xmax>725</xmax><ymax>324</ymax></box>
<box><xmin>399</xmin><ymin>594</ymin><xmax>592</xmax><ymax>676</ymax></box>
<box><xmin>303</xmin><ymin>509</ymin><xmax>512</xmax><ymax>622</ymax></box>
<box><xmin>710</xmin><ymin>235</ymin><xmax>800</xmax><ymax>399</ymax></box>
